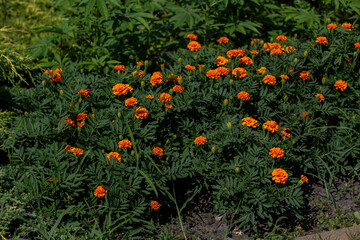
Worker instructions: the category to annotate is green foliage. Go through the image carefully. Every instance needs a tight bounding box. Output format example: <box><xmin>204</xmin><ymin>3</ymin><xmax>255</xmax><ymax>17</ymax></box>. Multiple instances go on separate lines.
<box><xmin>26</xmin><ymin>0</ymin><xmax>360</xmax><ymax>75</ymax></box>
<box><xmin>4</xmin><ymin>22</ymin><xmax>360</xmax><ymax>238</ymax></box>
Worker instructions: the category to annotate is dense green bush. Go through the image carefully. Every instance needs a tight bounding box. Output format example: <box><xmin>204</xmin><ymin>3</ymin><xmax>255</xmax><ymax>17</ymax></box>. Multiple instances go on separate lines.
<box><xmin>28</xmin><ymin>0</ymin><xmax>360</xmax><ymax>74</ymax></box>
<box><xmin>3</xmin><ymin>22</ymin><xmax>360</xmax><ymax>238</ymax></box>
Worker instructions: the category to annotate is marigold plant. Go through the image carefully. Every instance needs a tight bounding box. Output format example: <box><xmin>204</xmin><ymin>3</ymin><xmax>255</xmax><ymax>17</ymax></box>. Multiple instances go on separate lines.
<box><xmin>272</xmin><ymin>168</ymin><xmax>288</xmax><ymax>184</ymax></box>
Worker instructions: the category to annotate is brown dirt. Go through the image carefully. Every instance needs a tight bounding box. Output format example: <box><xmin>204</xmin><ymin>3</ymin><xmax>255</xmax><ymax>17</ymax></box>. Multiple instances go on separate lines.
<box><xmin>159</xmin><ymin>176</ymin><xmax>360</xmax><ymax>239</ymax></box>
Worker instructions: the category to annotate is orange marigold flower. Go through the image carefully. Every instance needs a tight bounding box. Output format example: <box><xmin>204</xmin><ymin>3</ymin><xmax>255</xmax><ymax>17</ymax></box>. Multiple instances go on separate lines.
<box><xmin>263</xmin><ymin>120</ymin><xmax>279</xmax><ymax>133</ymax></box>
<box><xmin>250</xmin><ymin>50</ymin><xmax>259</xmax><ymax>55</ymax></box>
<box><xmin>198</xmin><ymin>64</ymin><xmax>205</xmax><ymax>69</ymax></box>
<box><xmin>285</xmin><ymin>46</ymin><xmax>296</xmax><ymax>53</ymax></box>
<box><xmin>194</xmin><ymin>136</ymin><xmax>207</xmax><ymax>145</ymax></box>
<box><xmin>280</xmin><ymin>74</ymin><xmax>289</xmax><ymax>80</ymax></box>
<box><xmin>77</xmin><ymin>113</ymin><xmax>88</xmax><ymax>122</ymax></box>
<box><xmin>300</xmin><ymin>174</ymin><xmax>309</xmax><ymax>183</ymax></box>
<box><xmin>301</xmin><ymin>112</ymin><xmax>311</xmax><ymax>119</ymax></box>
<box><xmin>136</xmin><ymin>62</ymin><xmax>143</xmax><ymax>66</ymax></box>
<box><xmin>134</xmin><ymin>107</ymin><xmax>149</xmax><ymax>119</ymax></box>
<box><xmin>132</xmin><ymin>70</ymin><xmax>145</xmax><ymax>78</ymax></box>
<box><xmin>271</xmin><ymin>48</ymin><xmax>284</xmax><ymax>55</ymax></box>
<box><xmin>232</xmin><ymin>68</ymin><xmax>247</xmax><ymax>78</ymax></box>
<box><xmin>242</xmin><ymin>117</ymin><xmax>259</xmax><ymax>128</ymax></box>
<box><xmin>112</xmin><ymin>84</ymin><xmax>133</xmax><ymax>95</ymax></box>
<box><xmin>206</xmin><ymin>69</ymin><xmax>221</xmax><ymax>79</ymax></box>
<box><xmin>165</xmin><ymin>103</ymin><xmax>173</xmax><ymax>109</ymax></box>
<box><xmin>150</xmin><ymin>201</ymin><xmax>160</xmax><ymax>210</ymax></box>
<box><xmin>216</xmin><ymin>67</ymin><xmax>230</xmax><ymax>75</ymax></box>
<box><xmin>269</xmin><ymin>147</ymin><xmax>284</xmax><ymax>158</ymax></box>
<box><xmin>237</xmin><ymin>91</ymin><xmax>250</xmax><ymax>101</ymax></box>
<box><xmin>263</xmin><ymin>75</ymin><xmax>276</xmax><ymax>85</ymax></box>
<box><xmin>45</xmin><ymin>68</ymin><xmax>63</xmax><ymax>82</ymax></box>
<box><xmin>94</xmin><ymin>185</ymin><xmax>108</xmax><ymax>198</ymax></box>
<box><xmin>64</xmin><ymin>118</ymin><xmax>74</xmax><ymax>127</ymax></box>
<box><xmin>299</xmin><ymin>71</ymin><xmax>310</xmax><ymax>80</ymax></box>
<box><xmin>218</xmin><ymin>37</ymin><xmax>229</xmax><ymax>44</ymax></box>
<box><xmin>251</xmin><ymin>38</ymin><xmax>260</xmax><ymax>45</ymax></box>
<box><xmin>153</xmin><ymin>146</ymin><xmax>164</xmax><ymax>156</ymax></box>
<box><xmin>263</xmin><ymin>42</ymin><xmax>282</xmax><ymax>52</ymax></box>
<box><xmin>77</xmin><ymin>89</ymin><xmax>90</xmax><ymax>98</ymax></box>
<box><xmin>125</xmin><ymin>97</ymin><xmax>138</xmax><ymax>106</ymax></box>
<box><xmin>281</xmin><ymin>128</ymin><xmax>291</xmax><ymax>138</ymax></box>
<box><xmin>276</xmin><ymin>35</ymin><xmax>287</xmax><ymax>41</ymax></box>
<box><xmin>355</xmin><ymin>42</ymin><xmax>360</xmax><ymax>48</ymax></box>
<box><xmin>257</xmin><ymin>67</ymin><xmax>266</xmax><ymax>74</ymax></box>
<box><xmin>186</xmin><ymin>34</ymin><xmax>198</xmax><ymax>40</ymax></box>
<box><xmin>226</xmin><ymin>49</ymin><xmax>246</xmax><ymax>57</ymax></box>
<box><xmin>328</xmin><ymin>23</ymin><xmax>337</xmax><ymax>29</ymax></box>
<box><xmin>118</xmin><ymin>139</ymin><xmax>132</xmax><ymax>148</ymax></box>
<box><xmin>150</xmin><ymin>72</ymin><xmax>163</xmax><ymax>85</ymax></box>
<box><xmin>77</xmin><ymin>121</ymin><xmax>85</xmax><ymax>128</ymax></box>
<box><xmin>66</xmin><ymin>146</ymin><xmax>83</xmax><ymax>155</ymax></box>
<box><xmin>315</xmin><ymin>93</ymin><xmax>325</xmax><ymax>102</ymax></box>
<box><xmin>316</xmin><ymin>36</ymin><xmax>328</xmax><ymax>44</ymax></box>
<box><xmin>341</xmin><ymin>23</ymin><xmax>353</xmax><ymax>31</ymax></box>
<box><xmin>187</xmin><ymin>41</ymin><xmax>201</xmax><ymax>51</ymax></box>
<box><xmin>114</xmin><ymin>65</ymin><xmax>125</xmax><ymax>71</ymax></box>
<box><xmin>173</xmin><ymin>85</ymin><xmax>183</xmax><ymax>93</ymax></box>
<box><xmin>185</xmin><ymin>65</ymin><xmax>196</xmax><ymax>71</ymax></box>
<box><xmin>215</xmin><ymin>56</ymin><xmax>229</xmax><ymax>66</ymax></box>
<box><xmin>272</xmin><ymin>168</ymin><xmax>288</xmax><ymax>184</ymax></box>
<box><xmin>107</xmin><ymin>152</ymin><xmax>121</xmax><ymax>163</ymax></box>
<box><xmin>146</xmin><ymin>94</ymin><xmax>154</xmax><ymax>100</ymax></box>
<box><xmin>334</xmin><ymin>80</ymin><xmax>347</xmax><ymax>91</ymax></box>
<box><xmin>159</xmin><ymin>92</ymin><xmax>172</xmax><ymax>104</ymax></box>
<box><xmin>239</xmin><ymin>56</ymin><xmax>253</xmax><ymax>65</ymax></box>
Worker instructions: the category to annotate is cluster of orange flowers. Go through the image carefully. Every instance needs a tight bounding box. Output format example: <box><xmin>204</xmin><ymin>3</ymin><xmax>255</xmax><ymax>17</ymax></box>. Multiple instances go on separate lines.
<box><xmin>185</xmin><ymin>65</ymin><xmax>196</xmax><ymax>71</ymax></box>
<box><xmin>125</xmin><ymin>97</ymin><xmax>138</xmax><ymax>106</ymax></box>
<box><xmin>316</xmin><ymin>36</ymin><xmax>328</xmax><ymax>44</ymax></box>
<box><xmin>107</xmin><ymin>152</ymin><xmax>121</xmax><ymax>163</ymax></box>
<box><xmin>237</xmin><ymin>91</ymin><xmax>250</xmax><ymax>101</ymax></box>
<box><xmin>94</xmin><ymin>185</ymin><xmax>108</xmax><ymax>198</ymax></box>
<box><xmin>150</xmin><ymin>72</ymin><xmax>163</xmax><ymax>85</ymax></box>
<box><xmin>215</xmin><ymin>56</ymin><xmax>228</xmax><ymax>66</ymax></box>
<box><xmin>226</xmin><ymin>49</ymin><xmax>246</xmax><ymax>57</ymax></box>
<box><xmin>187</xmin><ymin>41</ymin><xmax>202</xmax><ymax>51</ymax></box>
<box><xmin>44</xmin><ymin>68</ymin><xmax>63</xmax><ymax>82</ymax></box>
<box><xmin>327</xmin><ymin>22</ymin><xmax>353</xmax><ymax>31</ymax></box>
<box><xmin>239</xmin><ymin>56</ymin><xmax>253</xmax><ymax>65</ymax></box>
<box><xmin>263</xmin><ymin>120</ymin><xmax>279</xmax><ymax>133</ymax></box>
<box><xmin>272</xmin><ymin>168</ymin><xmax>288</xmax><ymax>184</ymax></box>
<box><xmin>315</xmin><ymin>93</ymin><xmax>325</xmax><ymax>102</ymax></box>
<box><xmin>118</xmin><ymin>139</ymin><xmax>132</xmax><ymax>148</ymax></box>
<box><xmin>194</xmin><ymin>136</ymin><xmax>207</xmax><ymax>145</ymax></box>
<box><xmin>112</xmin><ymin>83</ymin><xmax>133</xmax><ymax>95</ymax></box>
<box><xmin>269</xmin><ymin>147</ymin><xmax>284</xmax><ymax>158</ymax></box>
<box><xmin>218</xmin><ymin>37</ymin><xmax>229</xmax><ymax>44</ymax></box>
<box><xmin>334</xmin><ymin>80</ymin><xmax>347</xmax><ymax>91</ymax></box>
<box><xmin>159</xmin><ymin>92</ymin><xmax>173</xmax><ymax>109</ymax></box>
<box><xmin>263</xmin><ymin>75</ymin><xmax>276</xmax><ymax>85</ymax></box>
<box><xmin>150</xmin><ymin>200</ymin><xmax>160</xmax><ymax>210</ymax></box>
<box><xmin>114</xmin><ymin>65</ymin><xmax>125</xmax><ymax>72</ymax></box>
<box><xmin>65</xmin><ymin>145</ymin><xmax>84</xmax><ymax>155</ymax></box>
<box><xmin>232</xmin><ymin>68</ymin><xmax>247</xmax><ymax>78</ymax></box>
<box><xmin>153</xmin><ymin>146</ymin><xmax>164</xmax><ymax>156</ymax></box>
<box><xmin>242</xmin><ymin>117</ymin><xmax>259</xmax><ymax>128</ymax></box>
<box><xmin>77</xmin><ymin>89</ymin><xmax>90</xmax><ymax>99</ymax></box>
<box><xmin>77</xmin><ymin>112</ymin><xmax>88</xmax><ymax>128</ymax></box>
<box><xmin>186</xmin><ymin>34</ymin><xmax>198</xmax><ymax>40</ymax></box>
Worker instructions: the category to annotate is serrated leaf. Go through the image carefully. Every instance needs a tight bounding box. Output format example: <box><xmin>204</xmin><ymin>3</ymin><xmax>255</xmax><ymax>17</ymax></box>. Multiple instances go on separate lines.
<box><xmin>97</xmin><ymin>0</ymin><xmax>109</xmax><ymax>20</ymax></box>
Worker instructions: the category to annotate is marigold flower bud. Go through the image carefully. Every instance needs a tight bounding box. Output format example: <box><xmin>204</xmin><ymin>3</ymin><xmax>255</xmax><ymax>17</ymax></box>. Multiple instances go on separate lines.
<box><xmin>294</xmin><ymin>58</ymin><xmax>298</xmax><ymax>62</ymax></box>
<box><xmin>322</xmin><ymin>77</ymin><xmax>326</xmax><ymax>84</ymax></box>
<box><xmin>141</xmin><ymin>81</ymin><xmax>145</xmax><ymax>88</ymax></box>
<box><xmin>211</xmin><ymin>146</ymin><xmax>216</xmax><ymax>152</ymax></box>
<box><xmin>224</xmin><ymin>99</ymin><xmax>229</xmax><ymax>106</ymax></box>
<box><xmin>173</xmin><ymin>134</ymin><xmax>177</xmax><ymax>140</ymax></box>
<box><xmin>60</xmin><ymin>89</ymin><xmax>64</xmax><ymax>95</ymax></box>
<box><xmin>227</xmin><ymin>122</ymin><xmax>232</xmax><ymax>129</ymax></box>
<box><xmin>24</xmin><ymin>111</ymin><xmax>28</xmax><ymax>116</ymax></box>
<box><xmin>131</xmin><ymin>150</ymin><xmax>135</xmax><ymax>155</ymax></box>
<box><xmin>144</xmin><ymin>60</ymin><xmax>149</xmax><ymax>67</ymax></box>
<box><xmin>178</xmin><ymin>78</ymin><xmax>183</xmax><ymax>85</ymax></box>
<box><xmin>169</xmin><ymin>89</ymin><xmax>173</xmax><ymax>94</ymax></box>
<box><xmin>178</xmin><ymin>57</ymin><xmax>182</xmax><ymax>63</ymax></box>
<box><xmin>42</xmin><ymin>80</ymin><xmax>46</xmax><ymax>85</ymax></box>
<box><xmin>284</xmin><ymin>95</ymin><xmax>289</xmax><ymax>101</ymax></box>
<box><xmin>235</xmin><ymin>167</ymin><xmax>240</xmax><ymax>173</ymax></box>
<box><xmin>117</xmin><ymin>112</ymin><xmax>121</xmax><ymax>118</ymax></box>
<box><xmin>229</xmin><ymin>79</ymin><xmax>234</xmax><ymax>85</ymax></box>
<box><xmin>78</xmin><ymin>98</ymin><xmax>82</xmax><ymax>103</ymax></box>
<box><xmin>119</xmin><ymin>134</ymin><xmax>123</xmax><ymax>140</ymax></box>
<box><xmin>304</xmin><ymin>51</ymin><xmax>308</xmax><ymax>56</ymax></box>
<box><xmin>194</xmin><ymin>55</ymin><xmax>197</xmax><ymax>60</ymax></box>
